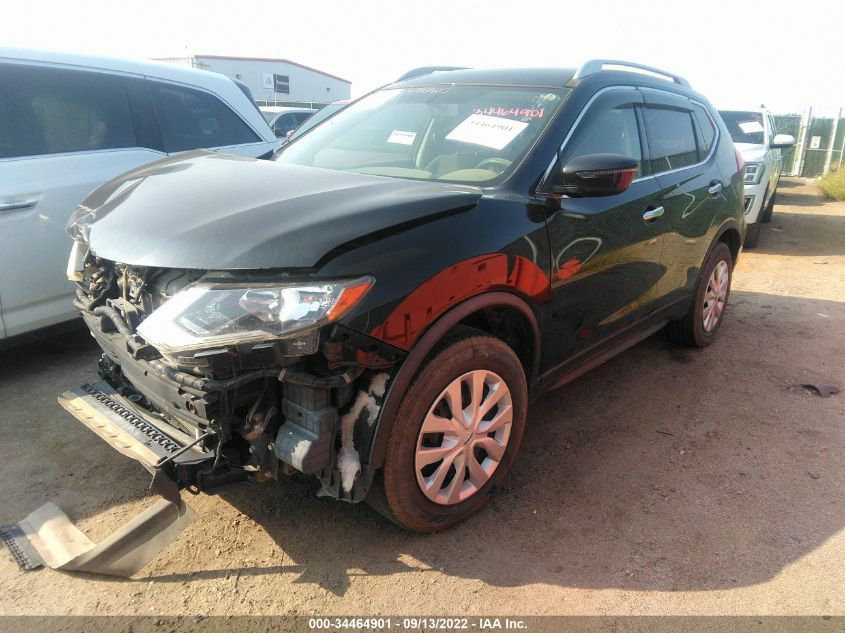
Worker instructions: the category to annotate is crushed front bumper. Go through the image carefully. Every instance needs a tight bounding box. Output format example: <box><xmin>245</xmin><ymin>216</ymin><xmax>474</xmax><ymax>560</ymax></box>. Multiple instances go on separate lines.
<box><xmin>0</xmin><ymin>382</ymin><xmax>213</xmax><ymax>577</ymax></box>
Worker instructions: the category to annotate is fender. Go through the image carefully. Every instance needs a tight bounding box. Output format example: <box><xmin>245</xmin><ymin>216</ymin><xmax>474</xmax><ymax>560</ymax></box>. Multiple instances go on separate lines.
<box><xmin>712</xmin><ymin>218</ymin><xmax>743</xmax><ymax>261</ymax></box>
<box><xmin>366</xmin><ymin>291</ymin><xmax>541</xmax><ymax>470</ymax></box>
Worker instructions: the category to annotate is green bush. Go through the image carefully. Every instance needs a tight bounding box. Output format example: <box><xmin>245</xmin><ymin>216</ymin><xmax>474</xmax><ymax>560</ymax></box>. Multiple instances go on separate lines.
<box><xmin>819</xmin><ymin>167</ymin><xmax>845</xmax><ymax>201</ymax></box>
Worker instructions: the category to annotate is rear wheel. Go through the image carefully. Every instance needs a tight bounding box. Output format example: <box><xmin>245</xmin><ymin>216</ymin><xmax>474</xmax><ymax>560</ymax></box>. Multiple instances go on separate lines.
<box><xmin>368</xmin><ymin>333</ymin><xmax>527</xmax><ymax>532</ymax></box>
<box><xmin>666</xmin><ymin>241</ymin><xmax>733</xmax><ymax>348</ymax></box>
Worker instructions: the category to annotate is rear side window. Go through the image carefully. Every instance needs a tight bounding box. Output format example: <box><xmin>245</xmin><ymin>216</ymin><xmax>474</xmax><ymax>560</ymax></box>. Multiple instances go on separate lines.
<box><xmin>643</xmin><ymin>107</ymin><xmax>699</xmax><ymax>173</ymax></box>
<box><xmin>691</xmin><ymin>104</ymin><xmax>716</xmax><ymax>158</ymax></box>
<box><xmin>0</xmin><ymin>63</ymin><xmax>136</xmax><ymax>159</ymax></box>
<box><xmin>149</xmin><ymin>81</ymin><xmax>260</xmax><ymax>152</ymax></box>
<box><xmin>272</xmin><ymin>112</ymin><xmax>307</xmax><ymax>136</ymax></box>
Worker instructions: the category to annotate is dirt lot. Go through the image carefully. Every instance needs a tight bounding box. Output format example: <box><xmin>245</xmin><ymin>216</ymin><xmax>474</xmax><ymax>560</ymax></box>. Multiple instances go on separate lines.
<box><xmin>0</xmin><ymin>178</ymin><xmax>843</xmax><ymax>617</ymax></box>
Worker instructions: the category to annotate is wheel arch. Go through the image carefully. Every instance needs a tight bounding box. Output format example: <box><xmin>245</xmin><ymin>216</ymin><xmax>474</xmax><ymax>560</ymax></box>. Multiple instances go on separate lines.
<box><xmin>366</xmin><ymin>291</ymin><xmax>540</xmax><ymax>470</ymax></box>
<box><xmin>714</xmin><ymin>219</ymin><xmax>742</xmax><ymax>263</ymax></box>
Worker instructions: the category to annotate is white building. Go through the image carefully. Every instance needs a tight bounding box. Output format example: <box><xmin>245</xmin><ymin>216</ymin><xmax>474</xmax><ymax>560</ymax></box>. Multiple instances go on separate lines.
<box><xmin>156</xmin><ymin>55</ymin><xmax>351</xmax><ymax>107</ymax></box>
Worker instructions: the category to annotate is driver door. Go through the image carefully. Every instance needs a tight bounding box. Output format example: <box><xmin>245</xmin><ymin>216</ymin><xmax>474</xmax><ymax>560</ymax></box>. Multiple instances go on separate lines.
<box><xmin>541</xmin><ymin>88</ymin><xmax>669</xmax><ymax>376</ymax></box>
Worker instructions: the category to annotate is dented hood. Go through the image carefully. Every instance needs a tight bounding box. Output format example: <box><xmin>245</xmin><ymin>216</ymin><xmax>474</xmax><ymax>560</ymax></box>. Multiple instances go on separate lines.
<box><xmin>79</xmin><ymin>151</ymin><xmax>482</xmax><ymax>270</ymax></box>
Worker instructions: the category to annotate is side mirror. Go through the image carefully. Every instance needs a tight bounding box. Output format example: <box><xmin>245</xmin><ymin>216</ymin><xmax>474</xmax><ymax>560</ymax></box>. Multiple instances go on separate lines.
<box><xmin>558</xmin><ymin>153</ymin><xmax>638</xmax><ymax>197</ymax></box>
<box><xmin>771</xmin><ymin>134</ymin><xmax>795</xmax><ymax>149</ymax></box>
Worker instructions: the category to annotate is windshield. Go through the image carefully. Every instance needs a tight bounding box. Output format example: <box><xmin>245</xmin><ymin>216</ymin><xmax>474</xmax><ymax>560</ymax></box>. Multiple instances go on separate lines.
<box><xmin>261</xmin><ymin>111</ymin><xmax>275</xmax><ymax>124</ymax></box>
<box><xmin>275</xmin><ymin>86</ymin><xmax>565</xmax><ymax>184</ymax></box>
<box><xmin>719</xmin><ymin>110</ymin><xmax>765</xmax><ymax>145</ymax></box>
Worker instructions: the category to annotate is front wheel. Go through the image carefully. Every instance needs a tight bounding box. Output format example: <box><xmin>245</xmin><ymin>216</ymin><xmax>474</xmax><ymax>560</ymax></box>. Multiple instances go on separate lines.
<box><xmin>761</xmin><ymin>189</ymin><xmax>776</xmax><ymax>223</ymax></box>
<box><xmin>744</xmin><ymin>220</ymin><xmax>761</xmax><ymax>248</ymax></box>
<box><xmin>368</xmin><ymin>333</ymin><xmax>528</xmax><ymax>532</ymax></box>
<box><xmin>666</xmin><ymin>241</ymin><xmax>733</xmax><ymax>348</ymax></box>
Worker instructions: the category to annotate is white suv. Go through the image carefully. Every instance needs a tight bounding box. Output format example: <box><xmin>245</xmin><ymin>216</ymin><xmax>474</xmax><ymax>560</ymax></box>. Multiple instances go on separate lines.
<box><xmin>718</xmin><ymin>108</ymin><xmax>795</xmax><ymax>247</ymax></box>
<box><xmin>0</xmin><ymin>48</ymin><xmax>281</xmax><ymax>341</ymax></box>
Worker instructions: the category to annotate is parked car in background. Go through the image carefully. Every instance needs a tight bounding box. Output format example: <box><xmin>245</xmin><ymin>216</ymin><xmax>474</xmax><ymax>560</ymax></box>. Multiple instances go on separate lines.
<box><xmin>287</xmin><ymin>99</ymin><xmax>351</xmax><ymax>140</ymax></box>
<box><xmin>718</xmin><ymin>108</ymin><xmax>794</xmax><ymax>247</ymax></box>
<box><xmin>259</xmin><ymin>106</ymin><xmax>316</xmax><ymax>138</ymax></box>
<box><xmin>0</xmin><ymin>48</ymin><xmax>280</xmax><ymax>342</ymax></box>
<box><xmin>62</xmin><ymin>60</ymin><xmax>745</xmax><ymax>538</ymax></box>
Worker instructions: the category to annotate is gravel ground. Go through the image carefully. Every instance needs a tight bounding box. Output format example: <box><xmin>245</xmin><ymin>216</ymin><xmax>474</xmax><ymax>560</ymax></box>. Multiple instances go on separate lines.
<box><xmin>0</xmin><ymin>178</ymin><xmax>843</xmax><ymax>617</ymax></box>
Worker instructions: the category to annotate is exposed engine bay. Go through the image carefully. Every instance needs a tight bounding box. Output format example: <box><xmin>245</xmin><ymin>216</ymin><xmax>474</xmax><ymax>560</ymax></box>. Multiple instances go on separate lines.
<box><xmin>71</xmin><ymin>250</ymin><xmax>402</xmax><ymax>502</ymax></box>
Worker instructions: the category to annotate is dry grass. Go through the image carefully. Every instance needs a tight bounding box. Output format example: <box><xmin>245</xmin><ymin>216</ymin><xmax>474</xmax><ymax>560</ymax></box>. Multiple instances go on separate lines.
<box><xmin>819</xmin><ymin>165</ymin><xmax>845</xmax><ymax>201</ymax></box>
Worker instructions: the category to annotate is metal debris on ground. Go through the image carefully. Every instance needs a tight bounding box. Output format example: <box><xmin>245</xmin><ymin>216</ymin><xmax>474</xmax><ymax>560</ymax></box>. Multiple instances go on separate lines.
<box><xmin>800</xmin><ymin>383</ymin><xmax>840</xmax><ymax>398</ymax></box>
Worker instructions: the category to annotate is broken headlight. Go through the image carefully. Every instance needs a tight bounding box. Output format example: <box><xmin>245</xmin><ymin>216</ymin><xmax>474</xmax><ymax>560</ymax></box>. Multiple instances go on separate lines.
<box><xmin>136</xmin><ymin>277</ymin><xmax>373</xmax><ymax>353</ymax></box>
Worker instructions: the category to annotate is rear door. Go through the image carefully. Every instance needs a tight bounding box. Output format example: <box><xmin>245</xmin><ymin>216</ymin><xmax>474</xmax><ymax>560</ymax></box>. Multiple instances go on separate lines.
<box><xmin>640</xmin><ymin>90</ymin><xmax>727</xmax><ymax>305</ymax></box>
<box><xmin>542</xmin><ymin>88</ymin><xmax>668</xmax><ymax>374</ymax></box>
<box><xmin>0</xmin><ymin>62</ymin><xmax>166</xmax><ymax>338</ymax></box>
<box><xmin>766</xmin><ymin>112</ymin><xmax>783</xmax><ymax>189</ymax></box>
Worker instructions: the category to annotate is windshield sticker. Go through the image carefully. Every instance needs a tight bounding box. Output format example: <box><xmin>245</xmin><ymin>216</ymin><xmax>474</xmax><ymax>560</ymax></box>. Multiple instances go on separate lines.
<box><xmin>387</xmin><ymin>130</ymin><xmax>417</xmax><ymax>145</ymax></box>
<box><xmin>445</xmin><ymin>114</ymin><xmax>529</xmax><ymax>150</ymax></box>
<box><xmin>738</xmin><ymin>121</ymin><xmax>765</xmax><ymax>134</ymax></box>
<box><xmin>473</xmin><ymin>107</ymin><xmax>545</xmax><ymax>119</ymax></box>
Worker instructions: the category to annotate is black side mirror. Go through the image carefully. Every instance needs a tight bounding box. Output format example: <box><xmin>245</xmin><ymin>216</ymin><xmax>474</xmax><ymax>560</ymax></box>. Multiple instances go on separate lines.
<box><xmin>558</xmin><ymin>153</ymin><xmax>638</xmax><ymax>197</ymax></box>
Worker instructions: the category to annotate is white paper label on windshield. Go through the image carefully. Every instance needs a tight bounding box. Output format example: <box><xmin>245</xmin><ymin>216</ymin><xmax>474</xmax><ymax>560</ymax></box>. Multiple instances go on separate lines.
<box><xmin>387</xmin><ymin>130</ymin><xmax>417</xmax><ymax>145</ymax></box>
<box><xmin>738</xmin><ymin>121</ymin><xmax>765</xmax><ymax>134</ymax></box>
<box><xmin>445</xmin><ymin>114</ymin><xmax>529</xmax><ymax>150</ymax></box>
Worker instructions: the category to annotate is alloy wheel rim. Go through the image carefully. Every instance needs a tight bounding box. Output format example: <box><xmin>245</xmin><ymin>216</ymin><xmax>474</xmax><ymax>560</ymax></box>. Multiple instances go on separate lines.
<box><xmin>702</xmin><ymin>260</ymin><xmax>729</xmax><ymax>332</ymax></box>
<box><xmin>414</xmin><ymin>370</ymin><xmax>513</xmax><ymax>505</ymax></box>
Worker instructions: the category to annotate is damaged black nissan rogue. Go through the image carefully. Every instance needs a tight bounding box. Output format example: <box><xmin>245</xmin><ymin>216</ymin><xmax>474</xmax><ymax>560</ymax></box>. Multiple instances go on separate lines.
<box><xmin>62</xmin><ymin>61</ymin><xmax>745</xmax><ymax>534</ymax></box>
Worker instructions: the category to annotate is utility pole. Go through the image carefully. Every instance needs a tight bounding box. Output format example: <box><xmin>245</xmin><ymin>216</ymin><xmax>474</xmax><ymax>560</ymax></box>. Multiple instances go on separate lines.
<box><xmin>824</xmin><ymin>108</ymin><xmax>842</xmax><ymax>175</ymax></box>
<box><xmin>794</xmin><ymin>107</ymin><xmax>812</xmax><ymax>178</ymax></box>
<box><xmin>839</xmin><ymin>115</ymin><xmax>845</xmax><ymax>173</ymax></box>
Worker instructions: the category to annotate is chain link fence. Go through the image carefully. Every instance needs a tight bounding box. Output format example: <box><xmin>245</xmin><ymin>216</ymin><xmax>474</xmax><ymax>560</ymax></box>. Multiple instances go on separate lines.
<box><xmin>774</xmin><ymin>111</ymin><xmax>845</xmax><ymax>177</ymax></box>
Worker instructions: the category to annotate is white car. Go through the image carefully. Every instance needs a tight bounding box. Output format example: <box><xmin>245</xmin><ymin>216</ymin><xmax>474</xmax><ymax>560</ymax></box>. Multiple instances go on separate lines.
<box><xmin>0</xmin><ymin>48</ymin><xmax>281</xmax><ymax>341</ymax></box>
<box><xmin>259</xmin><ymin>106</ymin><xmax>316</xmax><ymax>138</ymax></box>
<box><xmin>718</xmin><ymin>108</ymin><xmax>795</xmax><ymax>247</ymax></box>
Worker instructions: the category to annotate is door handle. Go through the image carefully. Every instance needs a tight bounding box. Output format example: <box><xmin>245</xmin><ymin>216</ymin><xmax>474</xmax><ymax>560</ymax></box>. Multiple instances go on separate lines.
<box><xmin>707</xmin><ymin>182</ymin><xmax>723</xmax><ymax>196</ymax></box>
<box><xmin>642</xmin><ymin>206</ymin><xmax>664</xmax><ymax>222</ymax></box>
<box><xmin>0</xmin><ymin>200</ymin><xmax>37</xmax><ymax>215</ymax></box>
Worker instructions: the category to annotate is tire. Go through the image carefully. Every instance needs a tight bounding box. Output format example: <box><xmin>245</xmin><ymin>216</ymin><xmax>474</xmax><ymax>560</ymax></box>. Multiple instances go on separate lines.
<box><xmin>666</xmin><ymin>241</ymin><xmax>733</xmax><ymax>348</ymax></box>
<box><xmin>368</xmin><ymin>333</ymin><xmax>528</xmax><ymax>532</ymax></box>
<box><xmin>761</xmin><ymin>188</ymin><xmax>775</xmax><ymax>223</ymax></box>
<box><xmin>744</xmin><ymin>220</ymin><xmax>761</xmax><ymax>249</ymax></box>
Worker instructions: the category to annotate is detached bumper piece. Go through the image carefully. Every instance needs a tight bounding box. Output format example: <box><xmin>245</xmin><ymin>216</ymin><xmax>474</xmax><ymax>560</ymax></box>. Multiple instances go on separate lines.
<box><xmin>0</xmin><ymin>382</ymin><xmax>213</xmax><ymax>577</ymax></box>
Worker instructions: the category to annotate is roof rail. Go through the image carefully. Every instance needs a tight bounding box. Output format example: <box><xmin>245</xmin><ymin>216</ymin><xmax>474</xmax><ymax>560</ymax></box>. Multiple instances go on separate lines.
<box><xmin>571</xmin><ymin>59</ymin><xmax>690</xmax><ymax>88</ymax></box>
<box><xmin>396</xmin><ymin>66</ymin><xmax>469</xmax><ymax>81</ymax></box>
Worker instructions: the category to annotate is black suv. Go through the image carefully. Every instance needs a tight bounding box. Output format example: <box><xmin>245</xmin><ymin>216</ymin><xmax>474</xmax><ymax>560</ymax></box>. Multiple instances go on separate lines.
<box><xmin>64</xmin><ymin>60</ymin><xmax>744</xmax><ymax>533</ymax></box>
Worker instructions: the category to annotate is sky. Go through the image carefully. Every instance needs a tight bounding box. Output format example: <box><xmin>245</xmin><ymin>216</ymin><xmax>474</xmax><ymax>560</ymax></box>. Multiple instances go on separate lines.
<box><xmin>2</xmin><ymin>0</ymin><xmax>843</xmax><ymax>116</ymax></box>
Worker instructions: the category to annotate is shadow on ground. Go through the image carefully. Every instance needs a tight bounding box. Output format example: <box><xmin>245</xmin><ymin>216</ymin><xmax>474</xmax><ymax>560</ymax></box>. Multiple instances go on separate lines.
<box><xmin>139</xmin><ymin>288</ymin><xmax>843</xmax><ymax>595</ymax></box>
<box><xmin>749</xmin><ymin>192</ymin><xmax>845</xmax><ymax>257</ymax></box>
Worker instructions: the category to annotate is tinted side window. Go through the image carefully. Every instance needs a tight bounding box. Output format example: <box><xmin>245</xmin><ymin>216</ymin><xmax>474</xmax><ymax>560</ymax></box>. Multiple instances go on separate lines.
<box><xmin>560</xmin><ymin>103</ymin><xmax>643</xmax><ymax>176</ymax></box>
<box><xmin>643</xmin><ymin>107</ymin><xmax>699</xmax><ymax>173</ymax></box>
<box><xmin>150</xmin><ymin>81</ymin><xmax>260</xmax><ymax>152</ymax></box>
<box><xmin>272</xmin><ymin>113</ymin><xmax>298</xmax><ymax>136</ymax></box>
<box><xmin>691</xmin><ymin>104</ymin><xmax>716</xmax><ymax>158</ymax></box>
<box><xmin>0</xmin><ymin>63</ymin><xmax>136</xmax><ymax>159</ymax></box>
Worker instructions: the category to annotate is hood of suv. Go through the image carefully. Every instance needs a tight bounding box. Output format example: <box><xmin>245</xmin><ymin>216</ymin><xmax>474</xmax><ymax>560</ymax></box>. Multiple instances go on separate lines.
<box><xmin>734</xmin><ymin>142</ymin><xmax>768</xmax><ymax>162</ymax></box>
<box><xmin>77</xmin><ymin>151</ymin><xmax>482</xmax><ymax>270</ymax></box>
